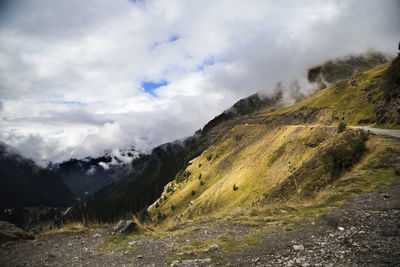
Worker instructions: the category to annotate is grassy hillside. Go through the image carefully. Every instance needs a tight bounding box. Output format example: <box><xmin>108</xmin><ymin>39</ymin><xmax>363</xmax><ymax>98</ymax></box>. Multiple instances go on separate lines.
<box><xmin>307</xmin><ymin>51</ymin><xmax>388</xmax><ymax>89</ymax></box>
<box><xmin>69</xmin><ymin>93</ymin><xmax>282</xmax><ymax>222</ymax></box>
<box><xmin>148</xmin><ymin>58</ymin><xmax>400</xmax><ymax>229</ymax></box>
<box><xmin>69</xmin><ymin>55</ymin><xmax>399</xmax><ymax>226</ymax></box>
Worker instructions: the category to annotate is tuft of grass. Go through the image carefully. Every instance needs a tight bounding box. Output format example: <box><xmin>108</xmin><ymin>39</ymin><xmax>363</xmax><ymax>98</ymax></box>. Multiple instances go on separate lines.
<box><xmin>42</xmin><ymin>219</ymin><xmax>108</xmax><ymax>236</ymax></box>
<box><xmin>98</xmin><ymin>234</ymin><xmax>138</xmax><ymax>253</ymax></box>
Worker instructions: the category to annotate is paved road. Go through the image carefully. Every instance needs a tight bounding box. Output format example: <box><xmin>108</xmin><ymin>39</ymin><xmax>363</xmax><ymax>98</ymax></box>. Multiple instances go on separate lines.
<box><xmin>352</xmin><ymin>126</ymin><xmax>400</xmax><ymax>139</ymax></box>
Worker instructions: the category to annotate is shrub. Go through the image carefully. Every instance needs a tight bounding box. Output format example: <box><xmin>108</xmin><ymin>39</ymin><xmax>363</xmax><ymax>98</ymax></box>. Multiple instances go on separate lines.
<box><xmin>157</xmin><ymin>211</ymin><xmax>165</xmax><ymax>220</ymax></box>
<box><xmin>136</xmin><ymin>209</ymin><xmax>151</xmax><ymax>223</ymax></box>
<box><xmin>163</xmin><ymin>195</ymin><xmax>167</xmax><ymax>201</ymax></box>
<box><xmin>198</xmin><ymin>174</ymin><xmax>202</xmax><ymax>180</ymax></box>
<box><xmin>207</xmin><ymin>155</ymin><xmax>212</xmax><ymax>161</ymax></box>
<box><xmin>176</xmin><ymin>170</ymin><xmax>192</xmax><ymax>182</ymax></box>
<box><xmin>322</xmin><ymin>131</ymin><xmax>368</xmax><ymax>178</ymax></box>
<box><xmin>233</xmin><ymin>184</ymin><xmax>238</xmax><ymax>191</ymax></box>
<box><xmin>200</xmin><ymin>180</ymin><xmax>204</xmax><ymax>186</ymax></box>
<box><xmin>191</xmin><ymin>190</ymin><xmax>196</xmax><ymax>196</ymax></box>
<box><xmin>198</xmin><ymin>163</ymin><xmax>202</xmax><ymax>168</ymax></box>
<box><xmin>155</xmin><ymin>202</ymin><xmax>159</xmax><ymax>208</ymax></box>
<box><xmin>171</xmin><ymin>205</ymin><xmax>175</xmax><ymax>211</ymax></box>
<box><xmin>337</xmin><ymin>121</ymin><xmax>346</xmax><ymax>133</ymax></box>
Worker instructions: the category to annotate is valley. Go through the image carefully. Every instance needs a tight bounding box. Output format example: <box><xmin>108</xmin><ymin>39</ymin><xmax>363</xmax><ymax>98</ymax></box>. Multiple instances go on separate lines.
<box><xmin>1</xmin><ymin>54</ymin><xmax>399</xmax><ymax>266</ymax></box>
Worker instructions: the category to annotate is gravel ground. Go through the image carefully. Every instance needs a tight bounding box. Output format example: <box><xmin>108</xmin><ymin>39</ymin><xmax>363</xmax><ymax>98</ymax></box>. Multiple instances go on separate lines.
<box><xmin>1</xmin><ymin>179</ymin><xmax>399</xmax><ymax>267</ymax></box>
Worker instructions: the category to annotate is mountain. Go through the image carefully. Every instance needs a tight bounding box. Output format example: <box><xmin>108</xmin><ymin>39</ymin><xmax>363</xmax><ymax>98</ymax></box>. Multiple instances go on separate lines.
<box><xmin>147</xmin><ymin>55</ymin><xmax>399</xmax><ymax>227</ymax></box>
<box><xmin>68</xmin><ymin>92</ymin><xmax>282</xmax><ymax>222</ymax></box>
<box><xmin>53</xmin><ymin>148</ymin><xmax>138</xmax><ymax>198</ymax></box>
<box><xmin>307</xmin><ymin>51</ymin><xmax>388</xmax><ymax>89</ymax></box>
<box><xmin>0</xmin><ymin>142</ymin><xmax>75</xmax><ymax>226</ymax></box>
<box><xmin>68</xmin><ymin>53</ymin><xmax>399</xmax><ymax>225</ymax></box>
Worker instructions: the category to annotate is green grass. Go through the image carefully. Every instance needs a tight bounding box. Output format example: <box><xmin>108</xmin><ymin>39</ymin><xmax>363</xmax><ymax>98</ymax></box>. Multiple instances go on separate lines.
<box><xmin>98</xmin><ymin>234</ymin><xmax>137</xmax><ymax>253</ymax></box>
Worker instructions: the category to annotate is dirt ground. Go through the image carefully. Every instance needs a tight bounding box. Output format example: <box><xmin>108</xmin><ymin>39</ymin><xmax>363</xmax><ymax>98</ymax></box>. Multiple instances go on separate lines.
<box><xmin>1</xmin><ymin>179</ymin><xmax>400</xmax><ymax>267</ymax></box>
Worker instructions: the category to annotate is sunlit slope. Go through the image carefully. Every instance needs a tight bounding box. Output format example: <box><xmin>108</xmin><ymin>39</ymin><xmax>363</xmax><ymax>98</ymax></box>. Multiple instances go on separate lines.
<box><xmin>264</xmin><ymin>60</ymin><xmax>396</xmax><ymax>127</ymax></box>
<box><xmin>148</xmin><ymin>125</ymin><xmax>334</xmax><ymax>223</ymax></box>
<box><xmin>148</xmin><ymin>59</ymin><xmax>400</xmax><ymax>227</ymax></box>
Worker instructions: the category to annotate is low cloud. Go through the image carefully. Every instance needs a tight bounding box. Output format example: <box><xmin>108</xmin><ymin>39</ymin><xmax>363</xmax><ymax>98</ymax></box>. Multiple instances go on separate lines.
<box><xmin>0</xmin><ymin>0</ymin><xmax>398</xmax><ymax>163</ymax></box>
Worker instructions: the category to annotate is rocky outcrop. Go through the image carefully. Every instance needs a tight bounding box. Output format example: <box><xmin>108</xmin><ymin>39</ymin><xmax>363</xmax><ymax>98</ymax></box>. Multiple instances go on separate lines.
<box><xmin>0</xmin><ymin>221</ymin><xmax>34</xmax><ymax>243</ymax></box>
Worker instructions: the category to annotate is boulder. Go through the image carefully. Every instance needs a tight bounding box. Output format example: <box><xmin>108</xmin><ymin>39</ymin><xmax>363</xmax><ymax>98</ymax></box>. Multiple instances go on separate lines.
<box><xmin>0</xmin><ymin>221</ymin><xmax>35</xmax><ymax>243</ymax></box>
<box><xmin>113</xmin><ymin>220</ymin><xmax>137</xmax><ymax>235</ymax></box>
<box><xmin>113</xmin><ymin>220</ymin><xmax>126</xmax><ymax>232</ymax></box>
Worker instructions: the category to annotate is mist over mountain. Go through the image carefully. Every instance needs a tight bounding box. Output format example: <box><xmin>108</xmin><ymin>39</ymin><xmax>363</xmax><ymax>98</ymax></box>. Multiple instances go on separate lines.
<box><xmin>53</xmin><ymin>147</ymin><xmax>138</xmax><ymax>197</ymax></box>
<box><xmin>0</xmin><ymin>0</ymin><xmax>398</xmax><ymax>165</ymax></box>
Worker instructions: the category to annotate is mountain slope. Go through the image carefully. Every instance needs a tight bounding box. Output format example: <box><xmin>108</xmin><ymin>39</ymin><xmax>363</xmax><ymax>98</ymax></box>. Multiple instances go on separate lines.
<box><xmin>68</xmin><ymin>93</ymin><xmax>282</xmax><ymax>222</ymax></box>
<box><xmin>307</xmin><ymin>51</ymin><xmax>388</xmax><ymax>89</ymax></box>
<box><xmin>53</xmin><ymin>148</ymin><xmax>137</xmax><ymax>198</ymax></box>
<box><xmin>0</xmin><ymin>142</ymin><xmax>75</xmax><ymax>210</ymax></box>
<box><xmin>147</xmin><ymin>57</ymin><xmax>400</xmax><ymax>228</ymax></box>
<box><xmin>70</xmin><ymin>54</ymin><xmax>399</xmax><ymax>225</ymax></box>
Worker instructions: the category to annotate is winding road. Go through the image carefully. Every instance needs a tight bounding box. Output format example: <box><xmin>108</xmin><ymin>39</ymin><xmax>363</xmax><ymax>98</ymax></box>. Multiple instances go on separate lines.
<box><xmin>351</xmin><ymin>126</ymin><xmax>400</xmax><ymax>139</ymax></box>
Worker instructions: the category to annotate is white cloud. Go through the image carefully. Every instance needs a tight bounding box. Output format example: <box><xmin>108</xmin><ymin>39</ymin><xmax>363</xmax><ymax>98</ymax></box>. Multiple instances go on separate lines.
<box><xmin>98</xmin><ymin>162</ymin><xmax>110</xmax><ymax>170</ymax></box>
<box><xmin>0</xmin><ymin>0</ymin><xmax>398</xmax><ymax>163</ymax></box>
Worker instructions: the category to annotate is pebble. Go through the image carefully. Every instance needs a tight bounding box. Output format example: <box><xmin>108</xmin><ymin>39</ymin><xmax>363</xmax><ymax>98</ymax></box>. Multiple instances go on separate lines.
<box><xmin>203</xmin><ymin>243</ymin><xmax>219</xmax><ymax>252</ymax></box>
<box><xmin>293</xmin><ymin>245</ymin><xmax>305</xmax><ymax>251</ymax></box>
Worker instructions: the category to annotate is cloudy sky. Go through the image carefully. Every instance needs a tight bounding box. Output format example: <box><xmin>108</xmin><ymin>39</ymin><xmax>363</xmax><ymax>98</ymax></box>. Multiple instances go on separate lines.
<box><xmin>0</xmin><ymin>0</ymin><xmax>398</xmax><ymax>165</ymax></box>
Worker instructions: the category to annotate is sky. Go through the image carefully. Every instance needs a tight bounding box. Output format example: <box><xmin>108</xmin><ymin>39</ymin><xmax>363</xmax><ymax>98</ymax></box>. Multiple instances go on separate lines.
<box><xmin>0</xmin><ymin>0</ymin><xmax>399</xmax><ymax>165</ymax></box>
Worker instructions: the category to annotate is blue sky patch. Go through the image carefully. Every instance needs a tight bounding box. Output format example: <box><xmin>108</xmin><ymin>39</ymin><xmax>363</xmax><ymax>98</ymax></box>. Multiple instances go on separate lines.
<box><xmin>60</xmin><ymin>101</ymin><xmax>87</xmax><ymax>106</ymax></box>
<box><xmin>197</xmin><ymin>57</ymin><xmax>216</xmax><ymax>71</ymax></box>
<box><xmin>151</xmin><ymin>35</ymin><xmax>180</xmax><ymax>49</ymax></box>
<box><xmin>141</xmin><ymin>80</ymin><xmax>169</xmax><ymax>96</ymax></box>
<box><xmin>168</xmin><ymin>35</ymin><xmax>179</xmax><ymax>42</ymax></box>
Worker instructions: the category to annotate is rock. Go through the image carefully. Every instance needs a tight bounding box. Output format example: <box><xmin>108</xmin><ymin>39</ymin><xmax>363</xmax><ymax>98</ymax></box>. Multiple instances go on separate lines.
<box><xmin>320</xmin><ymin>214</ymin><xmax>340</xmax><ymax>228</ymax></box>
<box><xmin>182</xmin><ymin>259</ymin><xmax>197</xmax><ymax>265</ymax></box>
<box><xmin>252</xmin><ymin>257</ymin><xmax>260</xmax><ymax>263</ymax></box>
<box><xmin>137</xmin><ymin>255</ymin><xmax>143</xmax><ymax>258</ymax></box>
<box><xmin>170</xmin><ymin>260</ymin><xmax>180</xmax><ymax>266</ymax></box>
<box><xmin>182</xmin><ymin>258</ymin><xmax>211</xmax><ymax>265</ymax></box>
<box><xmin>114</xmin><ymin>220</ymin><xmax>127</xmax><ymax>232</ymax></box>
<box><xmin>114</xmin><ymin>220</ymin><xmax>137</xmax><ymax>235</ymax></box>
<box><xmin>0</xmin><ymin>221</ymin><xmax>34</xmax><ymax>243</ymax></box>
<box><xmin>338</xmin><ymin>227</ymin><xmax>345</xmax><ymax>231</ymax></box>
<box><xmin>199</xmin><ymin>258</ymin><xmax>211</xmax><ymax>263</ymax></box>
<box><xmin>293</xmin><ymin>245</ymin><xmax>305</xmax><ymax>251</ymax></box>
<box><xmin>203</xmin><ymin>243</ymin><xmax>219</xmax><ymax>252</ymax></box>
<box><xmin>1</xmin><ymin>241</ymin><xmax>12</xmax><ymax>249</ymax></box>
